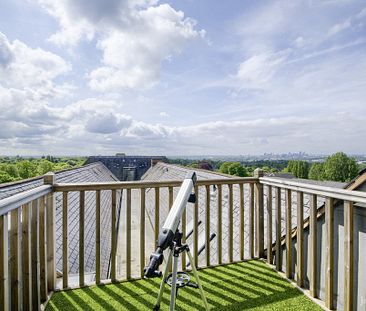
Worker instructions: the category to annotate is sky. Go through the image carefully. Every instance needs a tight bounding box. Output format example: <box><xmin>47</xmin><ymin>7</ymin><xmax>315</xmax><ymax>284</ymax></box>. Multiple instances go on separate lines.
<box><xmin>0</xmin><ymin>0</ymin><xmax>365</xmax><ymax>156</ymax></box>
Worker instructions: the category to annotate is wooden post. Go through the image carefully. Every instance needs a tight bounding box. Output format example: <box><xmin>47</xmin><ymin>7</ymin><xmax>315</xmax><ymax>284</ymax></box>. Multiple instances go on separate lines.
<box><xmin>0</xmin><ymin>213</ymin><xmax>9</xmax><ymax>311</ymax></box>
<box><xmin>296</xmin><ymin>191</ymin><xmax>304</xmax><ymax>287</ymax></box>
<box><xmin>217</xmin><ymin>184</ymin><xmax>222</xmax><ymax>265</ymax></box>
<box><xmin>267</xmin><ymin>186</ymin><xmax>273</xmax><ymax>264</ymax></box>
<box><xmin>79</xmin><ymin>191</ymin><xmax>85</xmax><ymax>287</ymax></box>
<box><xmin>31</xmin><ymin>199</ymin><xmax>41</xmax><ymax>310</ymax></box>
<box><xmin>309</xmin><ymin>194</ymin><xmax>317</xmax><ymax>298</ymax></box>
<box><xmin>325</xmin><ymin>197</ymin><xmax>334</xmax><ymax>310</ymax></box>
<box><xmin>254</xmin><ymin>169</ymin><xmax>264</xmax><ymax>258</ymax></box>
<box><xmin>228</xmin><ymin>184</ymin><xmax>234</xmax><ymax>263</ymax></box>
<box><xmin>344</xmin><ymin>201</ymin><xmax>354</xmax><ymax>311</ymax></box>
<box><xmin>285</xmin><ymin>189</ymin><xmax>292</xmax><ymax>279</ymax></box>
<box><xmin>126</xmin><ymin>189</ymin><xmax>132</xmax><ymax>279</ymax></box>
<box><xmin>194</xmin><ymin>185</ymin><xmax>199</xmax><ymax>267</ymax></box>
<box><xmin>39</xmin><ymin>197</ymin><xmax>48</xmax><ymax>302</ymax></box>
<box><xmin>95</xmin><ymin>190</ymin><xmax>101</xmax><ymax>284</ymax></box>
<box><xmin>111</xmin><ymin>189</ymin><xmax>117</xmax><ymax>282</ymax></box>
<box><xmin>140</xmin><ymin>188</ymin><xmax>146</xmax><ymax>278</ymax></box>
<box><xmin>249</xmin><ymin>183</ymin><xmax>254</xmax><ymax>259</ymax></box>
<box><xmin>62</xmin><ymin>192</ymin><xmax>68</xmax><ymax>288</ymax></box>
<box><xmin>181</xmin><ymin>201</ymin><xmax>187</xmax><ymax>270</ymax></box>
<box><xmin>154</xmin><ymin>188</ymin><xmax>160</xmax><ymax>249</ymax></box>
<box><xmin>205</xmin><ymin>185</ymin><xmax>211</xmax><ymax>266</ymax></box>
<box><xmin>239</xmin><ymin>183</ymin><xmax>245</xmax><ymax>261</ymax></box>
<box><xmin>10</xmin><ymin>208</ymin><xmax>22</xmax><ymax>310</ymax></box>
<box><xmin>275</xmin><ymin>187</ymin><xmax>282</xmax><ymax>271</ymax></box>
<box><xmin>44</xmin><ymin>172</ymin><xmax>56</xmax><ymax>292</ymax></box>
<box><xmin>22</xmin><ymin>203</ymin><xmax>32</xmax><ymax>310</ymax></box>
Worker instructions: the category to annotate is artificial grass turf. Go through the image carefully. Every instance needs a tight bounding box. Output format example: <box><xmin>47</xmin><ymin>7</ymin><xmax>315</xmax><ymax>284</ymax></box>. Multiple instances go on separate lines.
<box><xmin>46</xmin><ymin>260</ymin><xmax>323</xmax><ymax>311</ymax></box>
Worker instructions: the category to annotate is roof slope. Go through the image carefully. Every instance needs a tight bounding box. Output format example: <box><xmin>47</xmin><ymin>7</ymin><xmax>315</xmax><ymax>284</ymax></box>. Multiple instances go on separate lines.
<box><xmin>0</xmin><ymin>162</ymin><xmax>119</xmax><ymax>279</ymax></box>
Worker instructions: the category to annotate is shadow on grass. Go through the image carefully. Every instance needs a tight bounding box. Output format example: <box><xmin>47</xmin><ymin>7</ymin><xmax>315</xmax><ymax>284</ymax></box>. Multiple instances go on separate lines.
<box><xmin>46</xmin><ymin>260</ymin><xmax>320</xmax><ymax>311</ymax></box>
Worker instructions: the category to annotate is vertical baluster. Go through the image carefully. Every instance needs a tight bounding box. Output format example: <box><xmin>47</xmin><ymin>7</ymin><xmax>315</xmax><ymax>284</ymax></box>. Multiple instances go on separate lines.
<box><xmin>154</xmin><ymin>188</ymin><xmax>160</xmax><ymax>249</ymax></box>
<box><xmin>168</xmin><ymin>186</ymin><xmax>173</xmax><ymax>210</ymax></box>
<box><xmin>285</xmin><ymin>189</ymin><xmax>292</xmax><ymax>279</ymax></box>
<box><xmin>22</xmin><ymin>203</ymin><xmax>32</xmax><ymax>310</ymax></box>
<box><xmin>62</xmin><ymin>192</ymin><xmax>68</xmax><ymax>288</ymax></box>
<box><xmin>111</xmin><ymin>189</ymin><xmax>117</xmax><ymax>282</ymax></box>
<box><xmin>249</xmin><ymin>183</ymin><xmax>254</xmax><ymax>259</ymax></box>
<box><xmin>39</xmin><ymin>197</ymin><xmax>48</xmax><ymax>302</ymax></box>
<box><xmin>79</xmin><ymin>190</ymin><xmax>85</xmax><ymax>287</ymax></box>
<box><xmin>309</xmin><ymin>194</ymin><xmax>317</xmax><ymax>297</ymax></box>
<box><xmin>1</xmin><ymin>213</ymin><xmax>9</xmax><ymax>311</ymax></box>
<box><xmin>181</xmin><ymin>196</ymin><xmax>187</xmax><ymax>270</ymax></box>
<box><xmin>95</xmin><ymin>190</ymin><xmax>101</xmax><ymax>284</ymax></box>
<box><xmin>205</xmin><ymin>185</ymin><xmax>211</xmax><ymax>267</ymax></box>
<box><xmin>194</xmin><ymin>185</ymin><xmax>199</xmax><ymax>266</ymax></box>
<box><xmin>44</xmin><ymin>172</ymin><xmax>55</xmax><ymax>292</ymax></box>
<box><xmin>31</xmin><ymin>199</ymin><xmax>41</xmax><ymax>310</ymax></box>
<box><xmin>168</xmin><ymin>186</ymin><xmax>174</xmax><ymax>272</ymax></box>
<box><xmin>239</xmin><ymin>183</ymin><xmax>245</xmax><ymax>261</ymax></box>
<box><xmin>228</xmin><ymin>184</ymin><xmax>234</xmax><ymax>263</ymax></box>
<box><xmin>325</xmin><ymin>197</ymin><xmax>334</xmax><ymax>309</ymax></box>
<box><xmin>275</xmin><ymin>187</ymin><xmax>282</xmax><ymax>271</ymax></box>
<box><xmin>254</xmin><ymin>169</ymin><xmax>264</xmax><ymax>258</ymax></box>
<box><xmin>126</xmin><ymin>189</ymin><xmax>132</xmax><ymax>279</ymax></box>
<box><xmin>10</xmin><ymin>208</ymin><xmax>21</xmax><ymax>310</ymax></box>
<box><xmin>296</xmin><ymin>191</ymin><xmax>304</xmax><ymax>287</ymax></box>
<box><xmin>140</xmin><ymin>188</ymin><xmax>146</xmax><ymax>278</ymax></box>
<box><xmin>217</xmin><ymin>184</ymin><xmax>222</xmax><ymax>265</ymax></box>
<box><xmin>344</xmin><ymin>201</ymin><xmax>354</xmax><ymax>311</ymax></box>
<box><xmin>267</xmin><ymin>186</ymin><xmax>273</xmax><ymax>264</ymax></box>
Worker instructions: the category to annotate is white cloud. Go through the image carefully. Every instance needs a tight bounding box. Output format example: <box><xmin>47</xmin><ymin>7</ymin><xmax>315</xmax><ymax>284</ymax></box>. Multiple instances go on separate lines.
<box><xmin>0</xmin><ymin>32</ymin><xmax>71</xmax><ymax>95</ymax></box>
<box><xmin>38</xmin><ymin>0</ymin><xmax>205</xmax><ymax>91</ymax></box>
<box><xmin>159</xmin><ymin>111</ymin><xmax>169</xmax><ymax>117</ymax></box>
<box><xmin>236</xmin><ymin>50</ymin><xmax>290</xmax><ymax>88</ymax></box>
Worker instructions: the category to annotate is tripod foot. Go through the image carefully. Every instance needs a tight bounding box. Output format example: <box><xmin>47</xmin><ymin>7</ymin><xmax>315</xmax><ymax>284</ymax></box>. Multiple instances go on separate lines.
<box><xmin>153</xmin><ymin>304</ymin><xmax>160</xmax><ymax>311</ymax></box>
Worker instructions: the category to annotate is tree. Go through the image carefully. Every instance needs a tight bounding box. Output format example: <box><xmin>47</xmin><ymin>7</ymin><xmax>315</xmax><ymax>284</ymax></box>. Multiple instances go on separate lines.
<box><xmin>16</xmin><ymin>161</ymin><xmax>36</xmax><ymax>179</ymax></box>
<box><xmin>219</xmin><ymin>162</ymin><xmax>231</xmax><ymax>174</ymax></box>
<box><xmin>228</xmin><ymin>162</ymin><xmax>248</xmax><ymax>177</ymax></box>
<box><xmin>0</xmin><ymin>172</ymin><xmax>15</xmax><ymax>183</ymax></box>
<box><xmin>37</xmin><ymin>160</ymin><xmax>54</xmax><ymax>175</ymax></box>
<box><xmin>309</xmin><ymin>162</ymin><xmax>325</xmax><ymax>180</ymax></box>
<box><xmin>323</xmin><ymin>152</ymin><xmax>358</xmax><ymax>182</ymax></box>
<box><xmin>286</xmin><ymin>160</ymin><xmax>309</xmax><ymax>179</ymax></box>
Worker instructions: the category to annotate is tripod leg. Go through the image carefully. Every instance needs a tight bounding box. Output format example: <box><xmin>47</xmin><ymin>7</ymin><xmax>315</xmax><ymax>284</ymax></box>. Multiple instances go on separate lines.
<box><xmin>169</xmin><ymin>254</ymin><xmax>179</xmax><ymax>311</ymax></box>
<box><xmin>154</xmin><ymin>250</ymin><xmax>173</xmax><ymax>311</ymax></box>
<box><xmin>186</xmin><ymin>250</ymin><xmax>210</xmax><ymax>310</ymax></box>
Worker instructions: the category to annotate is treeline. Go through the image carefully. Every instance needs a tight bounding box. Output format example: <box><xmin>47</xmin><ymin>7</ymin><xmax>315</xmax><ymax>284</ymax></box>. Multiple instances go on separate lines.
<box><xmin>0</xmin><ymin>156</ymin><xmax>86</xmax><ymax>183</ymax></box>
<box><xmin>168</xmin><ymin>152</ymin><xmax>364</xmax><ymax>182</ymax></box>
<box><xmin>286</xmin><ymin>152</ymin><xmax>361</xmax><ymax>182</ymax></box>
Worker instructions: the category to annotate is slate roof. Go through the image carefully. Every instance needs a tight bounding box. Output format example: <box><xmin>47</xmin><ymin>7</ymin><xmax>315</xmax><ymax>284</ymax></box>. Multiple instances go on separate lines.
<box><xmin>0</xmin><ymin>162</ymin><xmax>120</xmax><ymax>280</ymax></box>
<box><xmin>142</xmin><ymin>163</ymin><xmax>346</xmax><ymax>266</ymax></box>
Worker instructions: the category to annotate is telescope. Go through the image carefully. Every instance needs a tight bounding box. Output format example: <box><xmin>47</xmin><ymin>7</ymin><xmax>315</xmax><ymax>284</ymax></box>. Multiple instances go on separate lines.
<box><xmin>144</xmin><ymin>172</ymin><xmax>209</xmax><ymax>311</ymax></box>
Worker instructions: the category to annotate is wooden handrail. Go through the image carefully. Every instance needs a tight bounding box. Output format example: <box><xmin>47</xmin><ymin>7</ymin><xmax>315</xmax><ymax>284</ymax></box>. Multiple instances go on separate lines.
<box><xmin>260</xmin><ymin>176</ymin><xmax>366</xmax><ymax>204</ymax></box>
<box><xmin>0</xmin><ymin>185</ymin><xmax>52</xmax><ymax>216</ymax></box>
<box><xmin>53</xmin><ymin>177</ymin><xmax>258</xmax><ymax>192</ymax></box>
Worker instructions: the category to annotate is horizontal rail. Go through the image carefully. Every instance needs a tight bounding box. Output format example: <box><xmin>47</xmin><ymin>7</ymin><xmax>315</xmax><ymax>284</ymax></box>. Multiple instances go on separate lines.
<box><xmin>0</xmin><ymin>185</ymin><xmax>52</xmax><ymax>216</ymax></box>
<box><xmin>53</xmin><ymin>177</ymin><xmax>258</xmax><ymax>192</ymax></box>
<box><xmin>260</xmin><ymin>177</ymin><xmax>366</xmax><ymax>205</ymax></box>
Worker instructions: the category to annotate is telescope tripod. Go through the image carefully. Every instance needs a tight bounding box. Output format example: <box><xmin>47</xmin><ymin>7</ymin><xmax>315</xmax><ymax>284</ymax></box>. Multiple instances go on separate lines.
<box><xmin>153</xmin><ymin>230</ymin><xmax>209</xmax><ymax>311</ymax></box>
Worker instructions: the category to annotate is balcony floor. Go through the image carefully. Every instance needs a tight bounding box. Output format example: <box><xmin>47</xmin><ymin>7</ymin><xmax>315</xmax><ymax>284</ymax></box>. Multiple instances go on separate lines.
<box><xmin>46</xmin><ymin>260</ymin><xmax>321</xmax><ymax>311</ymax></box>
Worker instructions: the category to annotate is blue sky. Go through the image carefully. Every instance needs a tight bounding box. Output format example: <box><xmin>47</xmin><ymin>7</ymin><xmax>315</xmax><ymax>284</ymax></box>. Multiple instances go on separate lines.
<box><xmin>0</xmin><ymin>0</ymin><xmax>365</xmax><ymax>156</ymax></box>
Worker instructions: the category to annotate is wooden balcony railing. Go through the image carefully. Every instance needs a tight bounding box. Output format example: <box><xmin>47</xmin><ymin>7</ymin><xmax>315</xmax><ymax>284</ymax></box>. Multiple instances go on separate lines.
<box><xmin>1</xmin><ymin>170</ymin><xmax>366</xmax><ymax>310</ymax></box>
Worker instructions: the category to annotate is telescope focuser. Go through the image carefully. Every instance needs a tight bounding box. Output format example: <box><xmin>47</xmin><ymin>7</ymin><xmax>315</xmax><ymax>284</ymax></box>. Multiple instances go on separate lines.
<box><xmin>144</xmin><ymin>248</ymin><xmax>164</xmax><ymax>278</ymax></box>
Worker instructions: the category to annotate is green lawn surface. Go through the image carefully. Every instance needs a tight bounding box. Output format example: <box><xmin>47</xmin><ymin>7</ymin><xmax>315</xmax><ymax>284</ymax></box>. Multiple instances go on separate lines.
<box><xmin>46</xmin><ymin>260</ymin><xmax>322</xmax><ymax>311</ymax></box>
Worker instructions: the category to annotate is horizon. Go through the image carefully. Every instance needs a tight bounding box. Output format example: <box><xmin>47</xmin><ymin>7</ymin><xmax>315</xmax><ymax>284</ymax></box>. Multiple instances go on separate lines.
<box><xmin>1</xmin><ymin>1</ymin><xmax>365</xmax><ymax>155</ymax></box>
